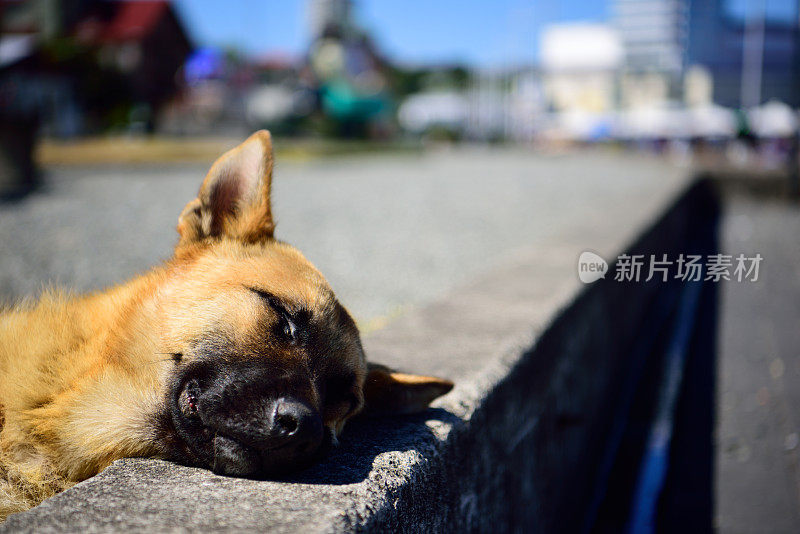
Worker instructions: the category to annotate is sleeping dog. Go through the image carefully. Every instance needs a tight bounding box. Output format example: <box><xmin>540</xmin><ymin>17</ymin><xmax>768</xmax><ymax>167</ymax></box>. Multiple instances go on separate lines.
<box><xmin>0</xmin><ymin>131</ymin><xmax>452</xmax><ymax>519</ymax></box>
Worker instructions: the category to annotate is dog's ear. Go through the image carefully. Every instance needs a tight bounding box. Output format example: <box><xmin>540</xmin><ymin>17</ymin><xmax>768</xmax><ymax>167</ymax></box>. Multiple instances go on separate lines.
<box><xmin>363</xmin><ymin>363</ymin><xmax>454</xmax><ymax>415</ymax></box>
<box><xmin>177</xmin><ymin>130</ymin><xmax>274</xmax><ymax>246</ymax></box>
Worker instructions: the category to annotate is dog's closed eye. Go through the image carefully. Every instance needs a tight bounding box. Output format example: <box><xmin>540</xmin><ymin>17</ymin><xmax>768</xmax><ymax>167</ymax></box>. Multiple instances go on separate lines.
<box><xmin>247</xmin><ymin>287</ymin><xmax>302</xmax><ymax>343</ymax></box>
<box><xmin>278</xmin><ymin>311</ymin><xmax>297</xmax><ymax>341</ymax></box>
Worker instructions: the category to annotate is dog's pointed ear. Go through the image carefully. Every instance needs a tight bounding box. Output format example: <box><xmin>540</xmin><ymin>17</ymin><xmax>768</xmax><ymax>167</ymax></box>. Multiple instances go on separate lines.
<box><xmin>177</xmin><ymin>130</ymin><xmax>275</xmax><ymax>246</ymax></box>
<box><xmin>363</xmin><ymin>363</ymin><xmax>454</xmax><ymax>415</ymax></box>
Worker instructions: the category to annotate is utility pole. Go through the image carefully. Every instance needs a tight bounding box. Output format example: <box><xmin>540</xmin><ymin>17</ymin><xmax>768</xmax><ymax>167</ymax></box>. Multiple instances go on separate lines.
<box><xmin>740</xmin><ymin>0</ymin><xmax>765</xmax><ymax>108</ymax></box>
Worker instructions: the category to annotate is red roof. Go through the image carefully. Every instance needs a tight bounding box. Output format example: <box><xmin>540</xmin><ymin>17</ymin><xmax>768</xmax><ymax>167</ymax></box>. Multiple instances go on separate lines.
<box><xmin>75</xmin><ymin>1</ymin><xmax>171</xmax><ymax>43</ymax></box>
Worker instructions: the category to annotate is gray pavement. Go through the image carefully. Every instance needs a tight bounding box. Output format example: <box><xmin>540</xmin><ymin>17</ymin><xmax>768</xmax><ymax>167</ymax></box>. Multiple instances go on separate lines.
<box><xmin>0</xmin><ymin>148</ymin><xmax>684</xmax><ymax>323</ymax></box>
<box><xmin>716</xmin><ymin>193</ymin><xmax>800</xmax><ymax>533</ymax></box>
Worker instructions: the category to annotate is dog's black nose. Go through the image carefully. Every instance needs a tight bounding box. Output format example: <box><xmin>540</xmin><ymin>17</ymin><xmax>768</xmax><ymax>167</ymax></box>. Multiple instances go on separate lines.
<box><xmin>204</xmin><ymin>396</ymin><xmax>324</xmax><ymax>477</ymax></box>
<box><xmin>271</xmin><ymin>397</ymin><xmax>322</xmax><ymax>450</ymax></box>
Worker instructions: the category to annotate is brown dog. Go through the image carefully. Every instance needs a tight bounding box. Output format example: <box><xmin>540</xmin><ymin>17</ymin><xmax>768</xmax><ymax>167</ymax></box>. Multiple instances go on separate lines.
<box><xmin>0</xmin><ymin>131</ymin><xmax>453</xmax><ymax>519</ymax></box>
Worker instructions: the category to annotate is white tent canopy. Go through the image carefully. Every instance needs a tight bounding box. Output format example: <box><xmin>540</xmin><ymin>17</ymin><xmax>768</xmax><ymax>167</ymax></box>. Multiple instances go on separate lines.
<box><xmin>689</xmin><ymin>104</ymin><xmax>737</xmax><ymax>139</ymax></box>
<box><xmin>747</xmin><ymin>100</ymin><xmax>798</xmax><ymax>138</ymax></box>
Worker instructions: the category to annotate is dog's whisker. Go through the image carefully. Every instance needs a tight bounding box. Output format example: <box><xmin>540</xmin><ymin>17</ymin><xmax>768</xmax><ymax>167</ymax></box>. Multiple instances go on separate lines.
<box><xmin>154</xmin><ymin>352</ymin><xmax>183</xmax><ymax>362</ymax></box>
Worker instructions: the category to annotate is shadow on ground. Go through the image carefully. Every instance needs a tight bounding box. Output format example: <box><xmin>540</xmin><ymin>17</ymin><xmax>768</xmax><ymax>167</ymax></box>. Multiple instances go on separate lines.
<box><xmin>287</xmin><ymin>407</ymin><xmax>460</xmax><ymax>485</ymax></box>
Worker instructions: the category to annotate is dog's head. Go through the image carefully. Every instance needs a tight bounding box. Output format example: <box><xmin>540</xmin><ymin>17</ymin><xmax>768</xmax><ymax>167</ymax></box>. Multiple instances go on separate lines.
<box><xmin>156</xmin><ymin>131</ymin><xmax>452</xmax><ymax>478</ymax></box>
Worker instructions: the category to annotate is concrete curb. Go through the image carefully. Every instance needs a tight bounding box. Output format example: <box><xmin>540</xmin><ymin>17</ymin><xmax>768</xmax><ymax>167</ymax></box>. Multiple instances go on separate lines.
<box><xmin>2</xmin><ymin>175</ymin><xmax>716</xmax><ymax>533</ymax></box>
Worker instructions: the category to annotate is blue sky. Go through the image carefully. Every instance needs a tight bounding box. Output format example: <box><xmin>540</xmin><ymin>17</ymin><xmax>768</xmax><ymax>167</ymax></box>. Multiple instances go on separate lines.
<box><xmin>173</xmin><ymin>0</ymin><xmax>796</xmax><ymax>67</ymax></box>
<box><xmin>173</xmin><ymin>0</ymin><xmax>607</xmax><ymax>66</ymax></box>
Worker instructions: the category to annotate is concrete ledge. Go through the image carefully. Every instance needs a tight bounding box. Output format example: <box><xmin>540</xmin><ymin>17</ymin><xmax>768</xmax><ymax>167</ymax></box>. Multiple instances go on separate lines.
<box><xmin>2</xmin><ymin>172</ymin><xmax>715</xmax><ymax>532</ymax></box>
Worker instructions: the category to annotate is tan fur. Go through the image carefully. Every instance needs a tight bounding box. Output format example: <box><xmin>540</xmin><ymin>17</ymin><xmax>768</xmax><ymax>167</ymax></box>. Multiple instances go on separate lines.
<box><xmin>0</xmin><ymin>131</ymin><xmax>453</xmax><ymax>520</ymax></box>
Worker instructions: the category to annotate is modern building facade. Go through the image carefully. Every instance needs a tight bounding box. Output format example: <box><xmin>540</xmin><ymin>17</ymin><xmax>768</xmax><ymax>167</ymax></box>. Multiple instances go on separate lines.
<box><xmin>614</xmin><ymin>0</ymin><xmax>799</xmax><ymax>108</ymax></box>
<box><xmin>614</xmin><ymin>0</ymin><xmax>688</xmax><ymax>74</ymax></box>
<box><xmin>686</xmin><ymin>0</ymin><xmax>798</xmax><ymax>107</ymax></box>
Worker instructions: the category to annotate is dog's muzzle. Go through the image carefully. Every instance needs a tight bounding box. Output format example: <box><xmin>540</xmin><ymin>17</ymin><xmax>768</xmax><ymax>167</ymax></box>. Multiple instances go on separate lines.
<box><xmin>210</xmin><ymin>396</ymin><xmax>323</xmax><ymax>476</ymax></box>
<box><xmin>174</xmin><ymin>373</ymin><xmax>327</xmax><ymax>478</ymax></box>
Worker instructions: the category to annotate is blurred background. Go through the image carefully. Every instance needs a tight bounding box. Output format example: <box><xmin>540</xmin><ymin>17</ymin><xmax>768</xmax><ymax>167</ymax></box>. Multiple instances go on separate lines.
<box><xmin>1</xmin><ymin>1</ymin><xmax>799</xmax><ymax>532</ymax></box>
<box><xmin>0</xmin><ymin>0</ymin><xmax>799</xmax><ymax>183</ymax></box>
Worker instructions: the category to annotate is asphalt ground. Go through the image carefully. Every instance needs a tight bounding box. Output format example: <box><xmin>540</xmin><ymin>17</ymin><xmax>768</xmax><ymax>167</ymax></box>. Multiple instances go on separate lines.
<box><xmin>716</xmin><ymin>193</ymin><xmax>800</xmax><ymax>533</ymax></box>
<box><xmin>0</xmin><ymin>147</ymin><xmax>680</xmax><ymax>325</ymax></box>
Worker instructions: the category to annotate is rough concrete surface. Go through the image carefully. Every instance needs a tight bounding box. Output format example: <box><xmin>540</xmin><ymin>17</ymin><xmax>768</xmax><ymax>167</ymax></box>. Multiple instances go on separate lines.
<box><xmin>0</xmin><ymin>150</ymin><xmax>693</xmax><ymax>532</ymax></box>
